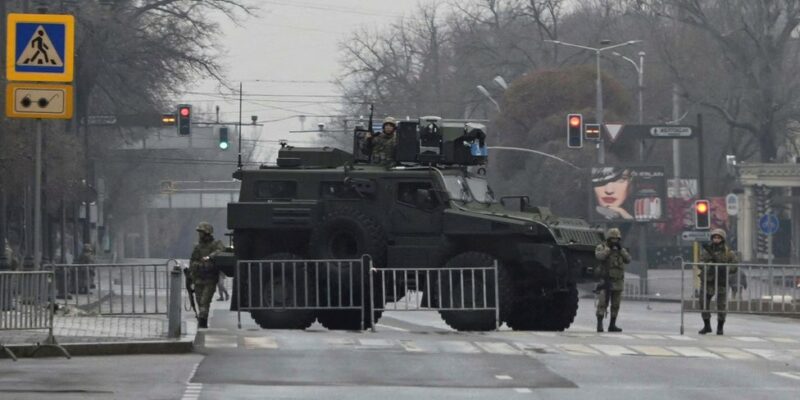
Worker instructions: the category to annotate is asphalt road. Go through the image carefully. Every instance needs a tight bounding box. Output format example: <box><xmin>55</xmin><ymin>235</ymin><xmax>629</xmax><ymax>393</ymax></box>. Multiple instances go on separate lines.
<box><xmin>1</xmin><ymin>296</ymin><xmax>797</xmax><ymax>399</ymax></box>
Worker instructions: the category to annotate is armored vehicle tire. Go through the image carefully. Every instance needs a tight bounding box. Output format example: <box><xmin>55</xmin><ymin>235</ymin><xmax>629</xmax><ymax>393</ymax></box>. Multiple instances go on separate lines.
<box><xmin>504</xmin><ymin>284</ymin><xmax>578</xmax><ymax>331</ymax></box>
<box><xmin>541</xmin><ymin>284</ymin><xmax>579</xmax><ymax>331</ymax></box>
<box><xmin>437</xmin><ymin>251</ymin><xmax>499</xmax><ymax>332</ymax></box>
<box><xmin>310</xmin><ymin>207</ymin><xmax>386</xmax><ymax>330</ymax></box>
<box><xmin>249</xmin><ymin>253</ymin><xmax>317</xmax><ymax>330</ymax></box>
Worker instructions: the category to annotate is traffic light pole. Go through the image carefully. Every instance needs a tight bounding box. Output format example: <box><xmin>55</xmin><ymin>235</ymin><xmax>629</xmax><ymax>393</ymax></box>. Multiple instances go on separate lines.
<box><xmin>34</xmin><ymin>119</ymin><xmax>43</xmax><ymax>269</ymax></box>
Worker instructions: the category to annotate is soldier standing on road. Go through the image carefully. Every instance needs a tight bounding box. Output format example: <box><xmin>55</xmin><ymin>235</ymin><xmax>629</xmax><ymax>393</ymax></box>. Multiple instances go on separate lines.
<box><xmin>77</xmin><ymin>243</ymin><xmax>96</xmax><ymax>293</ymax></box>
<box><xmin>698</xmin><ymin>228</ymin><xmax>738</xmax><ymax>335</ymax></box>
<box><xmin>363</xmin><ymin>117</ymin><xmax>398</xmax><ymax>166</ymax></box>
<box><xmin>190</xmin><ymin>222</ymin><xmax>225</xmax><ymax>329</ymax></box>
<box><xmin>595</xmin><ymin>228</ymin><xmax>631</xmax><ymax>332</ymax></box>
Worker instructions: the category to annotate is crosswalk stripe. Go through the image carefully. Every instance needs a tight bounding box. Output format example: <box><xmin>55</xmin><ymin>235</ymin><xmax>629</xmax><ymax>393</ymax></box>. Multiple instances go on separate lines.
<box><xmin>666</xmin><ymin>335</ymin><xmax>695</xmax><ymax>341</ymax></box>
<box><xmin>324</xmin><ymin>338</ymin><xmax>355</xmax><ymax>346</ymax></box>
<box><xmin>733</xmin><ymin>336</ymin><xmax>767</xmax><ymax>343</ymax></box>
<box><xmin>599</xmin><ymin>333</ymin><xmax>634</xmax><ymax>340</ymax></box>
<box><xmin>772</xmin><ymin>372</ymin><xmax>800</xmax><ymax>381</ymax></box>
<box><xmin>744</xmin><ymin>348</ymin><xmax>791</xmax><ymax>361</ymax></box>
<box><xmin>707</xmin><ymin>347</ymin><xmax>757</xmax><ymax>360</ymax></box>
<box><xmin>768</xmin><ymin>337</ymin><xmax>798</xmax><ymax>344</ymax></box>
<box><xmin>438</xmin><ymin>340</ymin><xmax>481</xmax><ymax>354</ymax></box>
<box><xmin>203</xmin><ymin>334</ymin><xmax>238</xmax><ymax>348</ymax></box>
<box><xmin>358</xmin><ymin>338</ymin><xmax>393</xmax><ymax>347</ymax></box>
<box><xmin>399</xmin><ymin>340</ymin><xmax>425</xmax><ymax>353</ymax></box>
<box><xmin>590</xmin><ymin>344</ymin><xmax>638</xmax><ymax>356</ymax></box>
<box><xmin>629</xmin><ymin>345</ymin><xmax>678</xmax><ymax>357</ymax></box>
<box><xmin>633</xmin><ymin>334</ymin><xmax>667</xmax><ymax>340</ymax></box>
<box><xmin>557</xmin><ymin>344</ymin><xmax>601</xmax><ymax>356</ymax></box>
<box><xmin>668</xmin><ymin>346</ymin><xmax>721</xmax><ymax>359</ymax></box>
<box><xmin>514</xmin><ymin>342</ymin><xmax>557</xmax><ymax>354</ymax></box>
<box><xmin>514</xmin><ymin>388</ymin><xmax>533</xmax><ymax>393</ymax></box>
<box><xmin>475</xmin><ymin>341</ymin><xmax>524</xmax><ymax>355</ymax></box>
<box><xmin>243</xmin><ymin>336</ymin><xmax>278</xmax><ymax>349</ymax></box>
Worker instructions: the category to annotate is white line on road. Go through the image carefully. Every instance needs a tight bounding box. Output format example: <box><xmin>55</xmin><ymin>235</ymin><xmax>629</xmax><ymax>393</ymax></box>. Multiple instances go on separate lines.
<box><xmin>475</xmin><ymin>341</ymin><xmax>524</xmax><ymax>355</ymax></box>
<box><xmin>375</xmin><ymin>323</ymin><xmax>410</xmax><ymax>332</ymax></box>
<box><xmin>495</xmin><ymin>375</ymin><xmax>513</xmax><ymax>380</ymax></box>
<box><xmin>666</xmin><ymin>335</ymin><xmax>696</xmax><ymax>341</ymax></box>
<box><xmin>769</xmin><ymin>337</ymin><xmax>799</xmax><ymax>344</ymax></box>
<box><xmin>243</xmin><ymin>336</ymin><xmax>278</xmax><ymax>349</ymax></box>
<box><xmin>633</xmin><ymin>334</ymin><xmax>668</xmax><ymax>340</ymax></box>
<box><xmin>590</xmin><ymin>344</ymin><xmax>638</xmax><ymax>357</ymax></box>
<box><xmin>773</xmin><ymin>372</ymin><xmax>800</xmax><ymax>381</ymax></box>
<box><xmin>514</xmin><ymin>388</ymin><xmax>533</xmax><ymax>393</ymax></box>
<box><xmin>744</xmin><ymin>348</ymin><xmax>791</xmax><ymax>361</ymax></box>
<box><xmin>203</xmin><ymin>334</ymin><xmax>238</xmax><ymax>348</ymax></box>
<box><xmin>628</xmin><ymin>345</ymin><xmax>678</xmax><ymax>357</ymax></box>
<box><xmin>399</xmin><ymin>340</ymin><xmax>424</xmax><ymax>352</ymax></box>
<box><xmin>734</xmin><ymin>336</ymin><xmax>767</xmax><ymax>343</ymax></box>
<box><xmin>557</xmin><ymin>344</ymin><xmax>601</xmax><ymax>356</ymax></box>
<box><xmin>438</xmin><ymin>340</ymin><xmax>482</xmax><ymax>354</ymax></box>
<box><xmin>707</xmin><ymin>347</ymin><xmax>757</xmax><ymax>360</ymax></box>
<box><xmin>358</xmin><ymin>338</ymin><xmax>394</xmax><ymax>347</ymax></box>
<box><xmin>667</xmin><ymin>346</ymin><xmax>721</xmax><ymax>359</ymax></box>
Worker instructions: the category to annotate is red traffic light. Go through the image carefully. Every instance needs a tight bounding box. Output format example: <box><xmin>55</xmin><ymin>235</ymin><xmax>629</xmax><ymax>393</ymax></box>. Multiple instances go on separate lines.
<box><xmin>694</xmin><ymin>199</ymin><xmax>711</xmax><ymax>230</ymax></box>
<box><xmin>569</xmin><ymin>115</ymin><xmax>581</xmax><ymax>128</ymax></box>
<box><xmin>179</xmin><ymin>107</ymin><xmax>191</xmax><ymax>117</ymax></box>
<box><xmin>696</xmin><ymin>201</ymin><xmax>709</xmax><ymax>214</ymax></box>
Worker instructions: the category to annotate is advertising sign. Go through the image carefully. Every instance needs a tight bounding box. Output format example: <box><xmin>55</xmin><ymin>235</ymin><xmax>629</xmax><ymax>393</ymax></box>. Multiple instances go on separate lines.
<box><xmin>590</xmin><ymin>166</ymin><xmax>667</xmax><ymax>222</ymax></box>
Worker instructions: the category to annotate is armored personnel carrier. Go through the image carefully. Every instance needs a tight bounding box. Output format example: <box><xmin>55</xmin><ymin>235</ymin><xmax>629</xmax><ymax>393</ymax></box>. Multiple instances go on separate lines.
<box><xmin>223</xmin><ymin>117</ymin><xmax>603</xmax><ymax>331</ymax></box>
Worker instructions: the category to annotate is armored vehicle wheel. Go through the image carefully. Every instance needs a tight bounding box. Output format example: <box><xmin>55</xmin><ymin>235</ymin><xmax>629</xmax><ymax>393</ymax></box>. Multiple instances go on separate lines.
<box><xmin>504</xmin><ymin>283</ymin><xmax>578</xmax><ymax>331</ymax></box>
<box><xmin>310</xmin><ymin>207</ymin><xmax>385</xmax><ymax>330</ymax></box>
<box><xmin>540</xmin><ymin>284</ymin><xmax>578</xmax><ymax>331</ymax></box>
<box><xmin>438</xmin><ymin>251</ymin><xmax>499</xmax><ymax>332</ymax></box>
<box><xmin>249</xmin><ymin>253</ymin><xmax>317</xmax><ymax>330</ymax></box>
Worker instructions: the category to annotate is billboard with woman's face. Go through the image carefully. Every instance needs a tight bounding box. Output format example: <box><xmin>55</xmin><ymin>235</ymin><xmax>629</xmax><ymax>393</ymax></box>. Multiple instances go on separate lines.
<box><xmin>590</xmin><ymin>166</ymin><xmax>667</xmax><ymax>222</ymax></box>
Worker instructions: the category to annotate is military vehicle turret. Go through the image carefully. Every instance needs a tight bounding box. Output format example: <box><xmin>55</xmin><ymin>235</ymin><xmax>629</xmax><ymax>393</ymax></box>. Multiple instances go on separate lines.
<box><xmin>222</xmin><ymin>116</ymin><xmax>603</xmax><ymax>331</ymax></box>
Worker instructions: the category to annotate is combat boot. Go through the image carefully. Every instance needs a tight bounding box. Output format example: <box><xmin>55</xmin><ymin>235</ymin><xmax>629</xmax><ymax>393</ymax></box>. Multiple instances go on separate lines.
<box><xmin>698</xmin><ymin>318</ymin><xmax>712</xmax><ymax>335</ymax></box>
<box><xmin>596</xmin><ymin>316</ymin><xmax>604</xmax><ymax>332</ymax></box>
<box><xmin>608</xmin><ymin>317</ymin><xmax>622</xmax><ymax>332</ymax></box>
<box><xmin>198</xmin><ymin>317</ymin><xmax>208</xmax><ymax>329</ymax></box>
<box><xmin>716</xmin><ymin>319</ymin><xmax>724</xmax><ymax>335</ymax></box>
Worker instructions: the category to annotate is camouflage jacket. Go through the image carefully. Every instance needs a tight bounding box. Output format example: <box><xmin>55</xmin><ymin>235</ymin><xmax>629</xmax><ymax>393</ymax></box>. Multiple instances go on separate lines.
<box><xmin>190</xmin><ymin>239</ymin><xmax>225</xmax><ymax>284</ymax></box>
<box><xmin>363</xmin><ymin>133</ymin><xmax>397</xmax><ymax>165</ymax></box>
<box><xmin>77</xmin><ymin>252</ymin><xmax>95</xmax><ymax>265</ymax></box>
<box><xmin>699</xmin><ymin>243</ymin><xmax>738</xmax><ymax>287</ymax></box>
<box><xmin>595</xmin><ymin>243</ymin><xmax>631</xmax><ymax>291</ymax></box>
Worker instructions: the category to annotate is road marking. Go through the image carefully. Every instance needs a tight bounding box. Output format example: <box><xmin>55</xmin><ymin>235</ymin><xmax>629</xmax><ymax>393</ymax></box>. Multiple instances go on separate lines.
<box><xmin>438</xmin><ymin>340</ymin><xmax>481</xmax><ymax>354</ymax></box>
<box><xmin>599</xmin><ymin>333</ymin><xmax>634</xmax><ymax>339</ymax></box>
<box><xmin>514</xmin><ymin>342</ymin><xmax>557</xmax><ymax>354</ymax></box>
<box><xmin>666</xmin><ymin>335</ymin><xmax>695</xmax><ymax>341</ymax></box>
<box><xmin>358</xmin><ymin>338</ymin><xmax>394</xmax><ymax>347</ymax></box>
<box><xmin>203</xmin><ymin>334</ymin><xmax>238</xmax><ymax>348</ymax></box>
<box><xmin>324</xmin><ymin>338</ymin><xmax>355</xmax><ymax>346</ymax></box>
<box><xmin>772</xmin><ymin>372</ymin><xmax>800</xmax><ymax>381</ymax></box>
<box><xmin>243</xmin><ymin>336</ymin><xmax>278</xmax><ymax>349</ymax></box>
<box><xmin>375</xmin><ymin>323</ymin><xmax>410</xmax><ymax>332</ymax></box>
<box><xmin>495</xmin><ymin>375</ymin><xmax>513</xmax><ymax>380</ymax></box>
<box><xmin>399</xmin><ymin>340</ymin><xmax>424</xmax><ymax>352</ymax></box>
<box><xmin>475</xmin><ymin>341</ymin><xmax>524</xmax><ymax>355</ymax></box>
<box><xmin>514</xmin><ymin>388</ymin><xmax>533</xmax><ymax>393</ymax></box>
<box><xmin>590</xmin><ymin>344</ymin><xmax>638</xmax><ymax>356</ymax></box>
<box><xmin>707</xmin><ymin>347</ymin><xmax>757</xmax><ymax>360</ymax></box>
<box><xmin>633</xmin><ymin>334</ymin><xmax>667</xmax><ymax>340</ymax></box>
<box><xmin>744</xmin><ymin>348</ymin><xmax>791</xmax><ymax>361</ymax></box>
<box><xmin>629</xmin><ymin>345</ymin><xmax>678</xmax><ymax>357</ymax></box>
<box><xmin>733</xmin><ymin>336</ymin><xmax>767</xmax><ymax>343</ymax></box>
<box><xmin>557</xmin><ymin>344</ymin><xmax>601</xmax><ymax>356</ymax></box>
<box><xmin>668</xmin><ymin>346</ymin><xmax>721</xmax><ymax>359</ymax></box>
<box><xmin>181</xmin><ymin>383</ymin><xmax>203</xmax><ymax>400</ymax></box>
<box><xmin>768</xmin><ymin>337</ymin><xmax>798</xmax><ymax>344</ymax></box>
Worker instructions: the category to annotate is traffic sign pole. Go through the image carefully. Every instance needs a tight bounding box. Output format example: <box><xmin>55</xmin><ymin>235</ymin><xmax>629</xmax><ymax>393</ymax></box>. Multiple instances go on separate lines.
<box><xmin>34</xmin><ymin>119</ymin><xmax>42</xmax><ymax>268</ymax></box>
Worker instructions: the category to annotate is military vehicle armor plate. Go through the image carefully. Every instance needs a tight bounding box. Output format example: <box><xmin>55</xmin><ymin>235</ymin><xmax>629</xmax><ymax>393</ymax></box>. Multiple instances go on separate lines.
<box><xmin>221</xmin><ymin>116</ymin><xmax>603</xmax><ymax>331</ymax></box>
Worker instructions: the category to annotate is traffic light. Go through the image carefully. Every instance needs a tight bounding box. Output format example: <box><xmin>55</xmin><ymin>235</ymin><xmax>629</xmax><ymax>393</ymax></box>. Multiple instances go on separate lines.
<box><xmin>584</xmin><ymin>123</ymin><xmax>601</xmax><ymax>140</ymax></box>
<box><xmin>218</xmin><ymin>127</ymin><xmax>229</xmax><ymax>150</ymax></box>
<box><xmin>177</xmin><ymin>104</ymin><xmax>191</xmax><ymax>136</ymax></box>
<box><xmin>567</xmin><ymin>114</ymin><xmax>583</xmax><ymax>148</ymax></box>
<box><xmin>161</xmin><ymin>113</ymin><xmax>176</xmax><ymax>126</ymax></box>
<box><xmin>695</xmin><ymin>199</ymin><xmax>710</xmax><ymax>229</ymax></box>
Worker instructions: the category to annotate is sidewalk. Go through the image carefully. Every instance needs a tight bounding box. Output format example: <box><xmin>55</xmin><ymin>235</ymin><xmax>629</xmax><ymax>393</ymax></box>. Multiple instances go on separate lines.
<box><xmin>0</xmin><ymin>313</ymin><xmax>197</xmax><ymax>358</ymax></box>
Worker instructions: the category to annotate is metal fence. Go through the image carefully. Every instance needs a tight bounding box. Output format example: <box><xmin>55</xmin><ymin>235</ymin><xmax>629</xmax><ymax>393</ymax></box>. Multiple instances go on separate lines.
<box><xmin>369</xmin><ymin>262</ymin><xmax>500</xmax><ymax>331</ymax></box>
<box><xmin>47</xmin><ymin>260</ymin><xmax>179</xmax><ymax>315</ymax></box>
<box><xmin>0</xmin><ymin>271</ymin><xmax>70</xmax><ymax>361</ymax></box>
<box><xmin>680</xmin><ymin>261</ymin><xmax>800</xmax><ymax>334</ymax></box>
<box><xmin>235</xmin><ymin>256</ymin><xmax>369</xmax><ymax>329</ymax></box>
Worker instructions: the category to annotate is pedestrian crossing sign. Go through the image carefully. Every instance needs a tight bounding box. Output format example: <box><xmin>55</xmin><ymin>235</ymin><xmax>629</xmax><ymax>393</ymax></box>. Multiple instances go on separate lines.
<box><xmin>6</xmin><ymin>13</ymin><xmax>75</xmax><ymax>82</ymax></box>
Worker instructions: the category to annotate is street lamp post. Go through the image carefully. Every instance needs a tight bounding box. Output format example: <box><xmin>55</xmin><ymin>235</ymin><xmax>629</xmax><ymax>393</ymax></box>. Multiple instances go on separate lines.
<box><xmin>612</xmin><ymin>50</ymin><xmax>646</xmax><ymax>160</ymax></box>
<box><xmin>544</xmin><ymin>40</ymin><xmax>642</xmax><ymax>165</ymax></box>
<box><xmin>476</xmin><ymin>85</ymin><xmax>501</xmax><ymax>113</ymax></box>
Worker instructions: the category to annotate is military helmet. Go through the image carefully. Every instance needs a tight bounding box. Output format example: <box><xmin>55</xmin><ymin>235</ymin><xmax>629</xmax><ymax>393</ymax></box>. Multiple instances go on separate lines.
<box><xmin>196</xmin><ymin>222</ymin><xmax>214</xmax><ymax>235</ymax></box>
<box><xmin>382</xmin><ymin>116</ymin><xmax>397</xmax><ymax>128</ymax></box>
<box><xmin>606</xmin><ymin>228</ymin><xmax>621</xmax><ymax>239</ymax></box>
<box><xmin>710</xmin><ymin>228</ymin><xmax>726</xmax><ymax>240</ymax></box>
<box><xmin>82</xmin><ymin>243</ymin><xmax>94</xmax><ymax>252</ymax></box>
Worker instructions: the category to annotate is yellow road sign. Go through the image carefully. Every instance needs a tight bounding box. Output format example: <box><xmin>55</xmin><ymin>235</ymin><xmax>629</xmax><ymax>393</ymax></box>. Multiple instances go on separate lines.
<box><xmin>6</xmin><ymin>83</ymin><xmax>73</xmax><ymax>119</ymax></box>
<box><xmin>6</xmin><ymin>13</ymin><xmax>75</xmax><ymax>82</ymax></box>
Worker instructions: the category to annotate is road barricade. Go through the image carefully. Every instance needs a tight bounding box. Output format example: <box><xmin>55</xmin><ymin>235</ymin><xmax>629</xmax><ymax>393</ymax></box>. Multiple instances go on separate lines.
<box><xmin>0</xmin><ymin>271</ymin><xmax>70</xmax><ymax>361</ymax></box>
<box><xmin>47</xmin><ymin>260</ymin><xmax>180</xmax><ymax>315</ymax></box>
<box><xmin>235</xmin><ymin>256</ymin><xmax>369</xmax><ymax>329</ymax></box>
<box><xmin>368</xmin><ymin>261</ymin><xmax>500</xmax><ymax>331</ymax></box>
<box><xmin>680</xmin><ymin>261</ymin><xmax>800</xmax><ymax>334</ymax></box>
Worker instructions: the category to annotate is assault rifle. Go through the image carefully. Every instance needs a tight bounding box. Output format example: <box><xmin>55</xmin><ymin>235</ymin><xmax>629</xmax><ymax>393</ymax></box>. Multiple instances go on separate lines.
<box><xmin>182</xmin><ymin>267</ymin><xmax>197</xmax><ymax>318</ymax></box>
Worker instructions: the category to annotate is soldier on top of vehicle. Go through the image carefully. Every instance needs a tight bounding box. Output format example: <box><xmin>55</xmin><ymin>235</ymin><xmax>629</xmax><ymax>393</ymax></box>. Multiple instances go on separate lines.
<box><xmin>698</xmin><ymin>228</ymin><xmax>738</xmax><ymax>336</ymax></box>
<box><xmin>362</xmin><ymin>116</ymin><xmax>398</xmax><ymax>165</ymax></box>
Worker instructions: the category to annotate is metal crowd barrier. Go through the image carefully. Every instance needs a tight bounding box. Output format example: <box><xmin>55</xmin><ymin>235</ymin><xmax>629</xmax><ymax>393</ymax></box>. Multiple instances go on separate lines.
<box><xmin>235</xmin><ymin>256</ymin><xmax>369</xmax><ymax>329</ymax></box>
<box><xmin>369</xmin><ymin>262</ymin><xmax>500</xmax><ymax>331</ymax></box>
<box><xmin>46</xmin><ymin>260</ymin><xmax>179</xmax><ymax>315</ymax></box>
<box><xmin>680</xmin><ymin>261</ymin><xmax>800</xmax><ymax>334</ymax></box>
<box><xmin>0</xmin><ymin>271</ymin><xmax>70</xmax><ymax>361</ymax></box>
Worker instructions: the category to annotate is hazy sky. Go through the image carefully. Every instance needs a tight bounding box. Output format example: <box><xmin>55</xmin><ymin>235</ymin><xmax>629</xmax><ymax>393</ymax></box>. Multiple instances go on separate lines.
<box><xmin>184</xmin><ymin>0</ymin><xmax>422</xmax><ymax>160</ymax></box>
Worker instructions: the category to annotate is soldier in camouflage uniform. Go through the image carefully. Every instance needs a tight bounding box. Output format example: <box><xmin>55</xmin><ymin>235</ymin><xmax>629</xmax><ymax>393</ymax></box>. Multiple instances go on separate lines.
<box><xmin>189</xmin><ymin>222</ymin><xmax>225</xmax><ymax>328</ymax></box>
<box><xmin>595</xmin><ymin>228</ymin><xmax>631</xmax><ymax>332</ymax></box>
<box><xmin>363</xmin><ymin>116</ymin><xmax>398</xmax><ymax>166</ymax></box>
<box><xmin>77</xmin><ymin>243</ymin><xmax>96</xmax><ymax>293</ymax></box>
<box><xmin>698</xmin><ymin>228</ymin><xmax>738</xmax><ymax>335</ymax></box>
